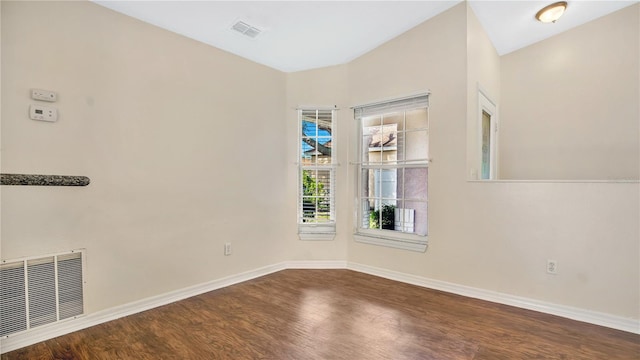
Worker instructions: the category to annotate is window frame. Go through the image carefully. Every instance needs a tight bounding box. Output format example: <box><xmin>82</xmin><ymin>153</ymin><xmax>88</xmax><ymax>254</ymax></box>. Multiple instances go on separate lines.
<box><xmin>297</xmin><ymin>108</ymin><xmax>337</xmax><ymax>241</ymax></box>
<box><xmin>353</xmin><ymin>94</ymin><xmax>429</xmax><ymax>252</ymax></box>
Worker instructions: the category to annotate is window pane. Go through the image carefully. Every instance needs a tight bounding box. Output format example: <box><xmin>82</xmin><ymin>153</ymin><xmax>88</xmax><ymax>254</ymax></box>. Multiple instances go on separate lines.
<box><xmin>302</xmin><ymin>169</ymin><xmax>316</xmax><ymax>196</ymax></box>
<box><xmin>301</xmin><ymin>169</ymin><xmax>332</xmax><ymax>223</ymax></box>
<box><xmin>301</xmin><ymin>110</ymin><xmax>333</xmax><ymax>165</ymax></box>
<box><xmin>366</xmin><ymin>169</ymin><xmax>398</xmax><ymax>206</ymax></box>
<box><xmin>315</xmin><ymin>137</ymin><xmax>332</xmax><ymax>164</ymax></box>
<box><xmin>403</xmin><ymin>200</ymin><xmax>427</xmax><ymax>236</ymax></box>
<box><xmin>364</xmin><ymin>115</ymin><xmax>398</xmax><ymax>164</ymax></box>
<box><xmin>404</xmin><ymin>130</ymin><xmax>429</xmax><ymax>161</ymax></box>
<box><xmin>302</xmin><ymin>199</ymin><xmax>316</xmax><ymax>222</ymax></box>
<box><xmin>397</xmin><ymin>168</ymin><xmax>427</xmax><ymax>199</ymax></box>
<box><xmin>362</xmin><ymin>115</ymin><xmax>381</xmax><ymax>128</ymax></box>
<box><xmin>362</xmin><ymin>124</ymin><xmax>382</xmax><ymax>164</ymax></box>
<box><xmin>383</xmin><ymin>112</ymin><xmax>402</xmax><ymax>127</ymax></box>
<box><xmin>406</xmin><ymin>108</ymin><xmax>428</xmax><ymax>130</ymax></box>
<box><xmin>316</xmin><ymin>110</ymin><xmax>333</xmax><ymax>124</ymax></box>
<box><xmin>301</xmin><ymin>139</ymin><xmax>314</xmax><ymax>165</ymax></box>
<box><xmin>361</xmin><ymin>133</ymin><xmax>372</xmax><ymax>164</ymax></box>
<box><xmin>362</xmin><ymin>199</ymin><xmax>397</xmax><ymax>230</ymax></box>
<box><xmin>301</xmin><ymin>115</ymin><xmax>317</xmax><ymax>165</ymax></box>
<box><xmin>374</xmin><ymin>169</ymin><xmax>397</xmax><ymax>202</ymax></box>
<box><xmin>369</xmin><ymin>124</ymin><xmax>397</xmax><ymax>150</ymax></box>
<box><xmin>361</xmin><ymin>199</ymin><xmax>377</xmax><ymax>229</ymax></box>
<box><xmin>404</xmin><ymin>167</ymin><xmax>428</xmax><ymax>200</ymax></box>
<box><xmin>316</xmin><ymin>195</ymin><xmax>331</xmax><ymax>221</ymax></box>
<box><xmin>315</xmin><ymin>169</ymin><xmax>332</xmax><ymax>195</ymax></box>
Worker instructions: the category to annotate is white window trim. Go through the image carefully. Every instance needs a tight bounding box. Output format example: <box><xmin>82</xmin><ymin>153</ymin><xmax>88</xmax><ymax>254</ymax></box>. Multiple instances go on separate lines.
<box><xmin>297</xmin><ymin>108</ymin><xmax>337</xmax><ymax>241</ymax></box>
<box><xmin>354</xmin><ymin>231</ymin><xmax>427</xmax><ymax>252</ymax></box>
<box><xmin>352</xmin><ymin>93</ymin><xmax>429</xmax><ymax>252</ymax></box>
<box><xmin>298</xmin><ymin>223</ymin><xmax>336</xmax><ymax>241</ymax></box>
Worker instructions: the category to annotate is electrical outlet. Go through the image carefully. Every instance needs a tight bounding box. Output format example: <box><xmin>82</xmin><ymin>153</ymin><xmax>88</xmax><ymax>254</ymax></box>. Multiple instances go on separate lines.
<box><xmin>224</xmin><ymin>243</ymin><xmax>232</xmax><ymax>256</ymax></box>
<box><xmin>547</xmin><ymin>259</ymin><xmax>558</xmax><ymax>274</ymax></box>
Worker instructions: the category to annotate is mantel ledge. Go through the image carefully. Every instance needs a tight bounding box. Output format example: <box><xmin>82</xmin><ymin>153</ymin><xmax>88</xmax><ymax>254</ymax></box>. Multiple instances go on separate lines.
<box><xmin>1</xmin><ymin>173</ymin><xmax>90</xmax><ymax>186</ymax></box>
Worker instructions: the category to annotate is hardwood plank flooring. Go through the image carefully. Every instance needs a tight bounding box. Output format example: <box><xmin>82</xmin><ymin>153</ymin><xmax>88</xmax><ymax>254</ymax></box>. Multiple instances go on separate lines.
<box><xmin>2</xmin><ymin>269</ymin><xmax>639</xmax><ymax>359</ymax></box>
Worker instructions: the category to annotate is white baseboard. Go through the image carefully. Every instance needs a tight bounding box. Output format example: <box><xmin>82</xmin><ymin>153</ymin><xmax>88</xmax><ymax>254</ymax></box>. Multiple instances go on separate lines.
<box><xmin>2</xmin><ymin>260</ymin><xmax>637</xmax><ymax>354</ymax></box>
<box><xmin>347</xmin><ymin>262</ymin><xmax>640</xmax><ymax>335</ymax></box>
<box><xmin>285</xmin><ymin>260</ymin><xmax>348</xmax><ymax>269</ymax></box>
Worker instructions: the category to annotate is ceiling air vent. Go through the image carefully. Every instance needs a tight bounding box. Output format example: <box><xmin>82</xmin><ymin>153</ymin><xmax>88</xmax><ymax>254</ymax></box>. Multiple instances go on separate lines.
<box><xmin>231</xmin><ymin>20</ymin><xmax>262</xmax><ymax>38</ymax></box>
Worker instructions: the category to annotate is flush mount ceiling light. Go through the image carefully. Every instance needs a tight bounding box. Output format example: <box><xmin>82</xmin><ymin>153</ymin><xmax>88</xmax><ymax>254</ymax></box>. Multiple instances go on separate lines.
<box><xmin>535</xmin><ymin>1</ymin><xmax>568</xmax><ymax>23</ymax></box>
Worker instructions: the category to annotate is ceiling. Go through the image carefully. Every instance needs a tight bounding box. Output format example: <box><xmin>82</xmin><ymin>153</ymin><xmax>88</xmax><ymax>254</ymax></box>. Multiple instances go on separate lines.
<box><xmin>93</xmin><ymin>1</ymin><xmax>638</xmax><ymax>73</ymax></box>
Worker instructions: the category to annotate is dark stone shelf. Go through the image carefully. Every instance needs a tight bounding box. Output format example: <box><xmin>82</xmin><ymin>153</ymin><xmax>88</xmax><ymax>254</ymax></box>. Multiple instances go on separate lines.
<box><xmin>1</xmin><ymin>174</ymin><xmax>90</xmax><ymax>186</ymax></box>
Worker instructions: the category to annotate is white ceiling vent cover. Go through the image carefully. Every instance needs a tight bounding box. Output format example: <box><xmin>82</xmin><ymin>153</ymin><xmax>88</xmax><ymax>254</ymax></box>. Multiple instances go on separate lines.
<box><xmin>0</xmin><ymin>250</ymin><xmax>85</xmax><ymax>338</ymax></box>
<box><xmin>231</xmin><ymin>20</ymin><xmax>262</xmax><ymax>38</ymax></box>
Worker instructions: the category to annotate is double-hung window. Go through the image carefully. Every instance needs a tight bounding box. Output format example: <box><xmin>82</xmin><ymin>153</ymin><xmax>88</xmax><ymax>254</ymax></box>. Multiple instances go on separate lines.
<box><xmin>353</xmin><ymin>94</ymin><xmax>429</xmax><ymax>252</ymax></box>
<box><xmin>298</xmin><ymin>108</ymin><xmax>336</xmax><ymax>240</ymax></box>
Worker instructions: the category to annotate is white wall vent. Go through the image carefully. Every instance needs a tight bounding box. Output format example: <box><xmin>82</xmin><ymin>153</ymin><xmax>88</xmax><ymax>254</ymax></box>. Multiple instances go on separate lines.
<box><xmin>0</xmin><ymin>250</ymin><xmax>85</xmax><ymax>338</ymax></box>
<box><xmin>231</xmin><ymin>20</ymin><xmax>262</xmax><ymax>38</ymax></box>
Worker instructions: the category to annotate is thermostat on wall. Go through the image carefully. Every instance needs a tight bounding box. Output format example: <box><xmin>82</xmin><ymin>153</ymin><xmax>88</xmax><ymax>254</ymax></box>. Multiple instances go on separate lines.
<box><xmin>29</xmin><ymin>104</ymin><xmax>58</xmax><ymax>122</ymax></box>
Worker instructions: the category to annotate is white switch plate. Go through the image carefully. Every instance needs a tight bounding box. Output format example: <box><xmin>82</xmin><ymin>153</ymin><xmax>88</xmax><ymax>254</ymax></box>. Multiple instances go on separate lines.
<box><xmin>29</xmin><ymin>104</ymin><xmax>58</xmax><ymax>122</ymax></box>
<box><xmin>31</xmin><ymin>89</ymin><xmax>57</xmax><ymax>102</ymax></box>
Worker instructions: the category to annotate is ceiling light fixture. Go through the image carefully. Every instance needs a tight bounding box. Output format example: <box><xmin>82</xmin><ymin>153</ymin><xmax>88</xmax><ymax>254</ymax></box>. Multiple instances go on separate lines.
<box><xmin>535</xmin><ymin>1</ymin><xmax>568</xmax><ymax>23</ymax></box>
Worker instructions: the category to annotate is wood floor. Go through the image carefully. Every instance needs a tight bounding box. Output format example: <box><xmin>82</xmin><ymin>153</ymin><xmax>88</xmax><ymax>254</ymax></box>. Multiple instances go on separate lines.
<box><xmin>2</xmin><ymin>269</ymin><xmax>639</xmax><ymax>359</ymax></box>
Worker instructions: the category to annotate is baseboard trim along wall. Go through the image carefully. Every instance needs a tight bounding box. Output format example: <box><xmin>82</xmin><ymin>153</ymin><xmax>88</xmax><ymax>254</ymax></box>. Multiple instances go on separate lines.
<box><xmin>1</xmin><ymin>260</ymin><xmax>637</xmax><ymax>353</ymax></box>
<box><xmin>346</xmin><ymin>262</ymin><xmax>640</xmax><ymax>336</ymax></box>
<box><xmin>286</xmin><ymin>260</ymin><xmax>348</xmax><ymax>269</ymax></box>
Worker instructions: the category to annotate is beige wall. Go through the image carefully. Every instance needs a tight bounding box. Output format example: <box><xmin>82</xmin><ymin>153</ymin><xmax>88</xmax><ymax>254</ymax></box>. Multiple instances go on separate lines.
<box><xmin>500</xmin><ymin>4</ymin><xmax>639</xmax><ymax>180</ymax></box>
<box><xmin>1</xmin><ymin>1</ymin><xmax>287</xmax><ymax>313</ymax></box>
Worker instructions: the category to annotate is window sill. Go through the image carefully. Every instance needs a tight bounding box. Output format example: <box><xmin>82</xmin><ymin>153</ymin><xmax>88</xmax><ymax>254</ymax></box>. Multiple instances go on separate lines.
<box><xmin>354</xmin><ymin>232</ymin><xmax>428</xmax><ymax>252</ymax></box>
<box><xmin>298</xmin><ymin>223</ymin><xmax>336</xmax><ymax>241</ymax></box>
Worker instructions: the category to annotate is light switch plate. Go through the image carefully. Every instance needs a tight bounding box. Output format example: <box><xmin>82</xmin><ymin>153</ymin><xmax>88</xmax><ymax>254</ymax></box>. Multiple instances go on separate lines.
<box><xmin>31</xmin><ymin>89</ymin><xmax>57</xmax><ymax>102</ymax></box>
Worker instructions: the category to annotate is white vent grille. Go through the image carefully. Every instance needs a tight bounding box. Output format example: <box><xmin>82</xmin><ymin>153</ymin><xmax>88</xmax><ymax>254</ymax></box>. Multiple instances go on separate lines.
<box><xmin>231</xmin><ymin>20</ymin><xmax>262</xmax><ymax>38</ymax></box>
<box><xmin>0</xmin><ymin>250</ymin><xmax>84</xmax><ymax>337</ymax></box>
